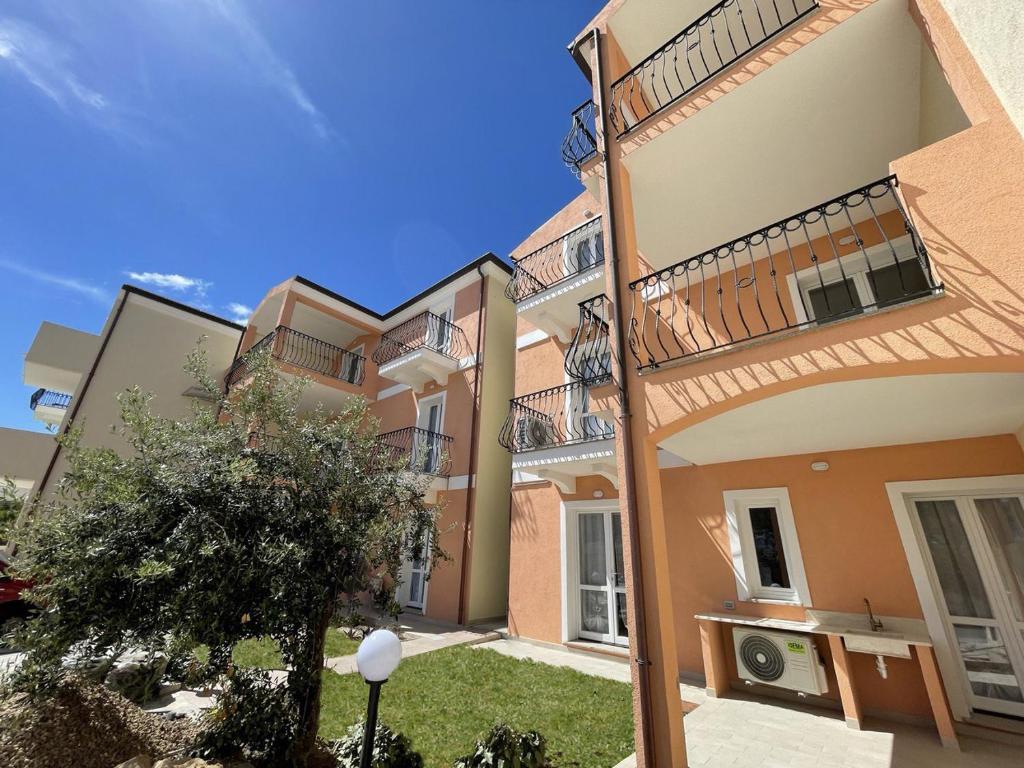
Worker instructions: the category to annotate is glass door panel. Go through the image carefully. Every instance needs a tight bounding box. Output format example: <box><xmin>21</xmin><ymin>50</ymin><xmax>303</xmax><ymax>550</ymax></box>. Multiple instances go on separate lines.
<box><xmin>915</xmin><ymin>497</ymin><xmax>1024</xmax><ymax>716</ymax></box>
<box><xmin>611</xmin><ymin>513</ymin><xmax>628</xmax><ymax>645</ymax></box>
<box><xmin>578</xmin><ymin>512</ymin><xmax>610</xmax><ymax>641</ymax></box>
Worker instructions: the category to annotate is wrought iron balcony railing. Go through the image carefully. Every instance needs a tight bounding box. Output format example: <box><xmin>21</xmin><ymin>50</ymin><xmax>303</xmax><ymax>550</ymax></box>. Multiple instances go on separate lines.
<box><xmin>377</xmin><ymin>426</ymin><xmax>453</xmax><ymax>477</ymax></box>
<box><xmin>561</xmin><ymin>99</ymin><xmax>599</xmax><ymax>179</ymax></box>
<box><xmin>372</xmin><ymin>311</ymin><xmax>470</xmax><ymax>367</ymax></box>
<box><xmin>565</xmin><ymin>295</ymin><xmax>613</xmax><ymax>381</ymax></box>
<box><xmin>225</xmin><ymin>326</ymin><xmax>366</xmax><ymax>389</ymax></box>
<box><xmin>505</xmin><ymin>217</ymin><xmax>604</xmax><ymax>303</ymax></box>
<box><xmin>29</xmin><ymin>388</ymin><xmax>71</xmax><ymax>411</ymax></box>
<box><xmin>499</xmin><ymin>378</ymin><xmax>614</xmax><ymax>453</ymax></box>
<box><xmin>627</xmin><ymin>176</ymin><xmax>940</xmax><ymax>372</ymax></box>
<box><xmin>609</xmin><ymin>0</ymin><xmax>819</xmax><ymax>136</ymax></box>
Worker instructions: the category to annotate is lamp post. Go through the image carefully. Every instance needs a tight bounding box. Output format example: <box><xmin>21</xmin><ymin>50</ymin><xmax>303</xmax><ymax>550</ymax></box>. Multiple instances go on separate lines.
<box><xmin>356</xmin><ymin>628</ymin><xmax>402</xmax><ymax>768</ymax></box>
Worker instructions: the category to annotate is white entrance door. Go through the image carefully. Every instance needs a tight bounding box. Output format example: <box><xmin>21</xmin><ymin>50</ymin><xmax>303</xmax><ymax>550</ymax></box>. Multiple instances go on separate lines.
<box><xmin>577</xmin><ymin>510</ymin><xmax>628</xmax><ymax>646</ymax></box>
<box><xmin>912</xmin><ymin>494</ymin><xmax>1024</xmax><ymax>717</ymax></box>
<box><xmin>416</xmin><ymin>395</ymin><xmax>444</xmax><ymax>474</ymax></box>
<box><xmin>397</xmin><ymin>535</ymin><xmax>429</xmax><ymax>611</ymax></box>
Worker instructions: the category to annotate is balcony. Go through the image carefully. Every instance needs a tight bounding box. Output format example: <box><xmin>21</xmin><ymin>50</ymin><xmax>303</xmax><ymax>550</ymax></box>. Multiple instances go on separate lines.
<box><xmin>565</xmin><ymin>294</ymin><xmax>613</xmax><ymax>382</ymax></box>
<box><xmin>608</xmin><ymin>0</ymin><xmax>819</xmax><ymax>137</ymax></box>
<box><xmin>505</xmin><ymin>217</ymin><xmax>606</xmax><ymax>342</ymax></box>
<box><xmin>29</xmin><ymin>388</ymin><xmax>71</xmax><ymax>428</ymax></box>
<box><xmin>226</xmin><ymin>325</ymin><xmax>366</xmax><ymax>390</ymax></box>
<box><xmin>499</xmin><ymin>378</ymin><xmax>617</xmax><ymax>492</ymax></box>
<box><xmin>626</xmin><ymin>176</ymin><xmax>941</xmax><ymax>372</ymax></box>
<box><xmin>24</xmin><ymin>321</ymin><xmax>100</xmax><ymax>396</ymax></box>
<box><xmin>561</xmin><ymin>99</ymin><xmax>599</xmax><ymax>180</ymax></box>
<box><xmin>372</xmin><ymin>311</ymin><xmax>470</xmax><ymax>392</ymax></box>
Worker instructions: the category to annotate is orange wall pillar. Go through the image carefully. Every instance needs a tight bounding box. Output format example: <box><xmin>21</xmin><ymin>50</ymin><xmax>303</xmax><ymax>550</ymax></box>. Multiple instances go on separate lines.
<box><xmin>827</xmin><ymin>635</ymin><xmax>863</xmax><ymax>730</ymax></box>
<box><xmin>698</xmin><ymin>619</ymin><xmax>729</xmax><ymax>698</ymax></box>
<box><xmin>915</xmin><ymin>644</ymin><xmax>960</xmax><ymax>749</ymax></box>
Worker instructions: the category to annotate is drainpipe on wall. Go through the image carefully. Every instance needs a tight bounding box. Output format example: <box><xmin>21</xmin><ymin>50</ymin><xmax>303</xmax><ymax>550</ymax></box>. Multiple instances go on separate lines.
<box><xmin>592</xmin><ymin>28</ymin><xmax>657</xmax><ymax>766</ymax></box>
<box><xmin>456</xmin><ymin>264</ymin><xmax>488</xmax><ymax>625</ymax></box>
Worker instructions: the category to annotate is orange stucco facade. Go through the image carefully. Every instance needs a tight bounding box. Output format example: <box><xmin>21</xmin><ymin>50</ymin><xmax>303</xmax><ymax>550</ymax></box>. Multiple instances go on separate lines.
<box><xmin>506</xmin><ymin>0</ymin><xmax>1024</xmax><ymax>765</ymax></box>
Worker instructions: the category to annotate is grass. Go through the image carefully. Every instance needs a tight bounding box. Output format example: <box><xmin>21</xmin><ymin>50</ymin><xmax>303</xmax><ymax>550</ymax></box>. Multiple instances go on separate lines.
<box><xmin>195</xmin><ymin>628</ymin><xmax>360</xmax><ymax>670</ymax></box>
<box><xmin>318</xmin><ymin>645</ymin><xmax>634</xmax><ymax>768</ymax></box>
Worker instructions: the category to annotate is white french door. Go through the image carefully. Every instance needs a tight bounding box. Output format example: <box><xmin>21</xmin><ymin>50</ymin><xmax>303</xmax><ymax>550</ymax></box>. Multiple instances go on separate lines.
<box><xmin>577</xmin><ymin>510</ymin><xmax>628</xmax><ymax>646</ymax></box>
<box><xmin>912</xmin><ymin>493</ymin><xmax>1024</xmax><ymax>717</ymax></box>
<box><xmin>415</xmin><ymin>394</ymin><xmax>444</xmax><ymax>475</ymax></box>
<box><xmin>398</xmin><ymin>535</ymin><xmax>430</xmax><ymax>611</ymax></box>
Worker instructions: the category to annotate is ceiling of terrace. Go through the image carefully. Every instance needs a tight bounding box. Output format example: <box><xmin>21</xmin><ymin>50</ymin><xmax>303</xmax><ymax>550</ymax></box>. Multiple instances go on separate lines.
<box><xmin>623</xmin><ymin>0</ymin><xmax>964</xmax><ymax>276</ymax></box>
<box><xmin>659</xmin><ymin>373</ymin><xmax>1024</xmax><ymax>465</ymax></box>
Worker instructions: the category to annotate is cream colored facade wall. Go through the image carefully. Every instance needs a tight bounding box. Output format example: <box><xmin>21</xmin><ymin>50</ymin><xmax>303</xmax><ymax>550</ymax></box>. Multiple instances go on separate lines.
<box><xmin>35</xmin><ymin>293</ymin><xmax>241</xmax><ymax>498</ymax></box>
<box><xmin>464</xmin><ymin>274</ymin><xmax>515</xmax><ymax>622</ymax></box>
<box><xmin>938</xmin><ymin>0</ymin><xmax>1024</xmax><ymax>138</ymax></box>
<box><xmin>0</xmin><ymin>427</ymin><xmax>56</xmax><ymax>492</ymax></box>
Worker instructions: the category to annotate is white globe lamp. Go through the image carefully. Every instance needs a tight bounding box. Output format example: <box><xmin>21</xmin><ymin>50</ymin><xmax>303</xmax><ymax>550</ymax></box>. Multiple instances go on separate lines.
<box><xmin>356</xmin><ymin>628</ymin><xmax>403</xmax><ymax>768</ymax></box>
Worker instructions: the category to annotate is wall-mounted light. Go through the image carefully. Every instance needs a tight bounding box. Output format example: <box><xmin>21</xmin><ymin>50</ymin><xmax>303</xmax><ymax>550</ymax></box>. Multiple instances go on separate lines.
<box><xmin>810</xmin><ymin>461</ymin><xmax>830</xmax><ymax>472</ymax></box>
<box><xmin>593</xmin><ymin>489</ymin><xmax>605</xmax><ymax>499</ymax></box>
<box><xmin>838</xmin><ymin>234</ymin><xmax>858</xmax><ymax>246</ymax></box>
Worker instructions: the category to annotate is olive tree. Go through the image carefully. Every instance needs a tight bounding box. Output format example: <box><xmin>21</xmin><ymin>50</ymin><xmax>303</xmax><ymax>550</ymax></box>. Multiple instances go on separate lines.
<box><xmin>8</xmin><ymin>345</ymin><xmax>443</xmax><ymax>766</ymax></box>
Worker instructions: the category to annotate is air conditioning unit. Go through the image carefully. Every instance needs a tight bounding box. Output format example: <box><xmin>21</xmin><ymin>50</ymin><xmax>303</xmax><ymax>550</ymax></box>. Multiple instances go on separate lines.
<box><xmin>733</xmin><ymin>628</ymin><xmax>828</xmax><ymax>696</ymax></box>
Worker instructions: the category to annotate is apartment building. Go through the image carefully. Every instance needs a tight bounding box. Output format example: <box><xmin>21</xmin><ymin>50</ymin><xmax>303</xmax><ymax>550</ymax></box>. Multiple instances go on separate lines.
<box><xmin>11</xmin><ymin>254</ymin><xmax>515</xmax><ymax>626</ymax></box>
<box><xmin>504</xmin><ymin>0</ymin><xmax>1024</xmax><ymax>764</ymax></box>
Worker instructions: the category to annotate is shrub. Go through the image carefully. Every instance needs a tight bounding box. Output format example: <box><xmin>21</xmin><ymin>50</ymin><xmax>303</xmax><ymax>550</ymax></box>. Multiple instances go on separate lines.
<box><xmin>453</xmin><ymin>723</ymin><xmax>548</xmax><ymax>768</ymax></box>
<box><xmin>329</xmin><ymin>721</ymin><xmax>423</xmax><ymax>768</ymax></box>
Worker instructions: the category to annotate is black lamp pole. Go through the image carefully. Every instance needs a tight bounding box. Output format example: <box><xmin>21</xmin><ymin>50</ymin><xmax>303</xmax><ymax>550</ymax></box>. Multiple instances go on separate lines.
<box><xmin>359</xmin><ymin>679</ymin><xmax>385</xmax><ymax>768</ymax></box>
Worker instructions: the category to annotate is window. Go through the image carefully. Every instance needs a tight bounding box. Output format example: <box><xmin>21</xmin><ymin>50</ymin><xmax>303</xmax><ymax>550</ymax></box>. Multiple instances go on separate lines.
<box><xmin>563</xmin><ymin>227</ymin><xmax>604</xmax><ymax>276</ymax></box>
<box><xmin>724</xmin><ymin>488</ymin><xmax>811</xmax><ymax>605</ymax></box>
<box><xmin>791</xmin><ymin>236</ymin><xmax>934</xmax><ymax>325</ymax></box>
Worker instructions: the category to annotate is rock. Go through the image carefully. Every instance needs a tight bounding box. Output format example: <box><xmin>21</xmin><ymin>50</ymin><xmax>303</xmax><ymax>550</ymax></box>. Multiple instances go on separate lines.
<box><xmin>105</xmin><ymin>652</ymin><xmax>169</xmax><ymax>704</ymax></box>
<box><xmin>152</xmin><ymin>759</ymin><xmax>219</xmax><ymax>768</ymax></box>
<box><xmin>113</xmin><ymin>757</ymin><xmax>152</xmax><ymax>768</ymax></box>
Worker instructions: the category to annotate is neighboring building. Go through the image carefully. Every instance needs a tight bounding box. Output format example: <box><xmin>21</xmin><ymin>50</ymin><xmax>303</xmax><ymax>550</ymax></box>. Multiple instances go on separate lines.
<box><xmin>505</xmin><ymin>0</ymin><xmax>1024</xmax><ymax>764</ymax></box>
<box><xmin>230</xmin><ymin>255</ymin><xmax>515</xmax><ymax>624</ymax></box>
<box><xmin>11</xmin><ymin>255</ymin><xmax>515</xmax><ymax>627</ymax></box>
<box><xmin>0</xmin><ymin>428</ymin><xmax>55</xmax><ymax>499</ymax></box>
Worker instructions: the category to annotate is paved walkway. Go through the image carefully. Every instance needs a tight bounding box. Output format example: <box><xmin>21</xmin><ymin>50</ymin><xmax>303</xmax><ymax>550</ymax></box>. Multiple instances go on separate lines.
<box><xmin>476</xmin><ymin>638</ymin><xmax>1023</xmax><ymax>768</ymax></box>
<box><xmin>323</xmin><ymin>612</ymin><xmax>499</xmax><ymax>674</ymax></box>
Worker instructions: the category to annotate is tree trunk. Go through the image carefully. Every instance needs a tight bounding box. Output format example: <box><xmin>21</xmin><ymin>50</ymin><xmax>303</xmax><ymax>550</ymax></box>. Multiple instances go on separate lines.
<box><xmin>292</xmin><ymin>596</ymin><xmax>336</xmax><ymax>767</ymax></box>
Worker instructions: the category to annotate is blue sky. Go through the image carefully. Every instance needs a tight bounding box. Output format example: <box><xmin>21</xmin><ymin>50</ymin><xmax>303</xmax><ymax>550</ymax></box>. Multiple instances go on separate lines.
<box><xmin>0</xmin><ymin>1</ymin><xmax>603</xmax><ymax>432</ymax></box>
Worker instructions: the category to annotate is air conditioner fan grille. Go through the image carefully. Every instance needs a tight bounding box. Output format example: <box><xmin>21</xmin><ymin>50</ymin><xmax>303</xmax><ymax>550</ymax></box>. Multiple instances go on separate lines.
<box><xmin>739</xmin><ymin>634</ymin><xmax>786</xmax><ymax>682</ymax></box>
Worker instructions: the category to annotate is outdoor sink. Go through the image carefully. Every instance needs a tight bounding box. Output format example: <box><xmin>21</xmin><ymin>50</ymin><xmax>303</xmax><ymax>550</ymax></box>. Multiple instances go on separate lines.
<box><xmin>840</xmin><ymin>629</ymin><xmax>911</xmax><ymax>658</ymax></box>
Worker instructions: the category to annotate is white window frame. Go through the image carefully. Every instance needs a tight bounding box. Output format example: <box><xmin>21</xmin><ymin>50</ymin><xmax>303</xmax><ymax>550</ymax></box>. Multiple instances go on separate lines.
<box><xmin>723</xmin><ymin>487</ymin><xmax>811</xmax><ymax>606</ymax></box>
<box><xmin>560</xmin><ymin>499</ymin><xmax>623</xmax><ymax>644</ymax></box>
<box><xmin>785</xmin><ymin>235</ymin><xmax>925</xmax><ymax>325</ymax></box>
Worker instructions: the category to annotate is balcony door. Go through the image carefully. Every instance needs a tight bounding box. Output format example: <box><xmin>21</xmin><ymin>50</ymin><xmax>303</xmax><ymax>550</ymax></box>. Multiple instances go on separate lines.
<box><xmin>576</xmin><ymin>508</ymin><xmax>628</xmax><ymax>647</ymax></box>
<box><xmin>397</xmin><ymin>534</ymin><xmax>430</xmax><ymax>611</ymax></box>
<box><xmin>415</xmin><ymin>393</ymin><xmax>444</xmax><ymax>475</ymax></box>
<box><xmin>912</xmin><ymin>493</ymin><xmax>1024</xmax><ymax>718</ymax></box>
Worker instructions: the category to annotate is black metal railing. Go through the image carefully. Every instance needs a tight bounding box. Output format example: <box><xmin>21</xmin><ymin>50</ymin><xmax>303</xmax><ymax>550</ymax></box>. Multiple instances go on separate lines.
<box><xmin>627</xmin><ymin>176</ymin><xmax>940</xmax><ymax>372</ymax></box>
<box><xmin>372</xmin><ymin>311</ymin><xmax>470</xmax><ymax>367</ymax></box>
<box><xmin>565</xmin><ymin>295</ymin><xmax>614</xmax><ymax>381</ymax></box>
<box><xmin>609</xmin><ymin>0</ymin><xmax>819</xmax><ymax>136</ymax></box>
<box><xmin>499</xmin><ymin>378</ymin><xmax>614</xmax><ymax>453</ymax></box>
<box><xmin>505</xmin><ymin>217</ymin><xmax>605</xmax><ymax>303</ymax></box>
<box><xmin>29</xmin><ymin>388</ymin><xmax>71</xmax><ymax>411</ymax></box>
<box><xmin>377</xmin><ymin>426</ymin><xmax>453</xmax><ymax>477</ymax></box>
<box><xmin>561</xmin><ymin>99</ymin><xmax>600</xmax><ymax>179</ymax></box>
<box><xmin>225</xmin><ymin>326</ymin><xmax>366</xmax><ymax>388</ymax></box>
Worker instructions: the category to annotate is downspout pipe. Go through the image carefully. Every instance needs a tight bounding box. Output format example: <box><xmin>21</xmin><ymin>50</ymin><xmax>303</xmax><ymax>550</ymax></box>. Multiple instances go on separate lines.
<box><xmin>456</xmin><ymin>263</ymin><xmax>488</xmax><ymax>625</ymax></box>
<box><xmin>592</xmin><ymin>28</ymin><xmax>656</xmax><ymax>765</ymax></box>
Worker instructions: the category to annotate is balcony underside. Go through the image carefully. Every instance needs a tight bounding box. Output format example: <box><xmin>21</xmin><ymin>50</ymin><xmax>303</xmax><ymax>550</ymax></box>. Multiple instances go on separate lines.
<box><xmin>32</xmin><ymin>404</ymin><xmax>67</xmax><ymax>428</ymax></box>
<box><xmin>273</xmin><ymin>365</ymin><xmax>368</xmax><ymax>411</ymax></box>
<box><xmin>621</xmin><ymin>0</ymin><xmax>968</xmax><ymax>275</ymax></box>
<box><xmin>512</xmin><ymin>440</ymin><xmax>618</xmax><ymax>493</ymax></box>
<box><xmin>376</xmin><ymin>348</ymin><xmax>461</xmax><ymax>393</ymax></box>
<box><xmin>659</xmin><ymin>372</ymin><xmax>1024</xmax><ymax>466</ymax></box>
<box><xmin>516</xmin><ymin>266</ymin><xmax>607</xmax><ymax>343</ymax></box>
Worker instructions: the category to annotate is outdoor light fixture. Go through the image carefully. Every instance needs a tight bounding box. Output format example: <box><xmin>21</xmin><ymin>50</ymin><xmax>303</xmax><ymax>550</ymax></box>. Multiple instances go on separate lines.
<box><xmin>810</xmin><ymin>461</ymin><xmax>830</xmax><ymax>472</ymax></box>
<box><xmin>356</xmin><ymin>629</ymin><xmax>402</xmax><ymax>768</ymax></box>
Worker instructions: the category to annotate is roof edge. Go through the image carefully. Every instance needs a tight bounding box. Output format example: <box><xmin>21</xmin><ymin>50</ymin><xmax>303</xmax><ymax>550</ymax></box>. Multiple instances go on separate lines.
<box><xmin>121</xmin><ymin>284</ymin><xmax>245</xmax><ymax>332</ymax></box>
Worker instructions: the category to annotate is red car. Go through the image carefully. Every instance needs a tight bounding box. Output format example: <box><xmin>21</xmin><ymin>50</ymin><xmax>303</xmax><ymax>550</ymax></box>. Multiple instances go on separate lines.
<box><xmin>0</xmin><ymin>552</ymin><xmax>31</xmax><ymax>620</ymax></box>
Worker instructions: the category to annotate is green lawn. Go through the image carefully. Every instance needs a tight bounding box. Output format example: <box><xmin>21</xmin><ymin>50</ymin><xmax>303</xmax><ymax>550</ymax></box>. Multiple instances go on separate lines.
<box><xmin>196</xmin><ymin>628</ymin><xmax>360</xmax><ymax>670</ymax></box>
<box><xmin>318</xmin><ymin>645</ymin><xmax>634</xmax><ymax>768</ymax></box>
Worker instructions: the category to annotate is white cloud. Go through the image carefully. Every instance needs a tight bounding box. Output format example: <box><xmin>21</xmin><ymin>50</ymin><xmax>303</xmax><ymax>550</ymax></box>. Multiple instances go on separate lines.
<box><xmin>0</xmin><ymin>18</ymin><xmax>107</xmax><ymax>112</ymax></box>
<box><xmin>225</xmin><ymin>302</ymin><xmax>252</xmax><ymax>324</ymax></box>
<box><xmin>0</xmin><ymin>259</ymin><xmax>109</xmax><ymax>304</ymax></box>
<box><xmin>196</xmin><ymin>0</ymin><xmax>332</xmax><ymax>140</ymax></box>
<box><xmin>126</xmin><ymin>271</ymin><xmax>212</xmax><ymax>297</ymax></box>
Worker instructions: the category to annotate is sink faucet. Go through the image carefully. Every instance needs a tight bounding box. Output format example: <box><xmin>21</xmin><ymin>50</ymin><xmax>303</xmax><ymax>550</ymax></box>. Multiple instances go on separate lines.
<box><xmin>864</xmin><ymin>598</ymin><xmax>884</xmax><ymax>632</ymax></box>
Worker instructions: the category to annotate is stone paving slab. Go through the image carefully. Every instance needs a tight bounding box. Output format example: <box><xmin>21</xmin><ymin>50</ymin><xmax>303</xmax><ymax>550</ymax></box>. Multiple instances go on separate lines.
<box><xmin>477</xmin><ymin>639</ymin><xmax>1022</xmax><ymax>768</ymax></box>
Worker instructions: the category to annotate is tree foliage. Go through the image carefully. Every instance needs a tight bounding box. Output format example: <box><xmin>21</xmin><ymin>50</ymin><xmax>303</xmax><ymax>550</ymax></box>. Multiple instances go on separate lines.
<box><xmin>7</xmin><ymin>344</ymin><xmax>445</xmax><ymax>766</ymax></box>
